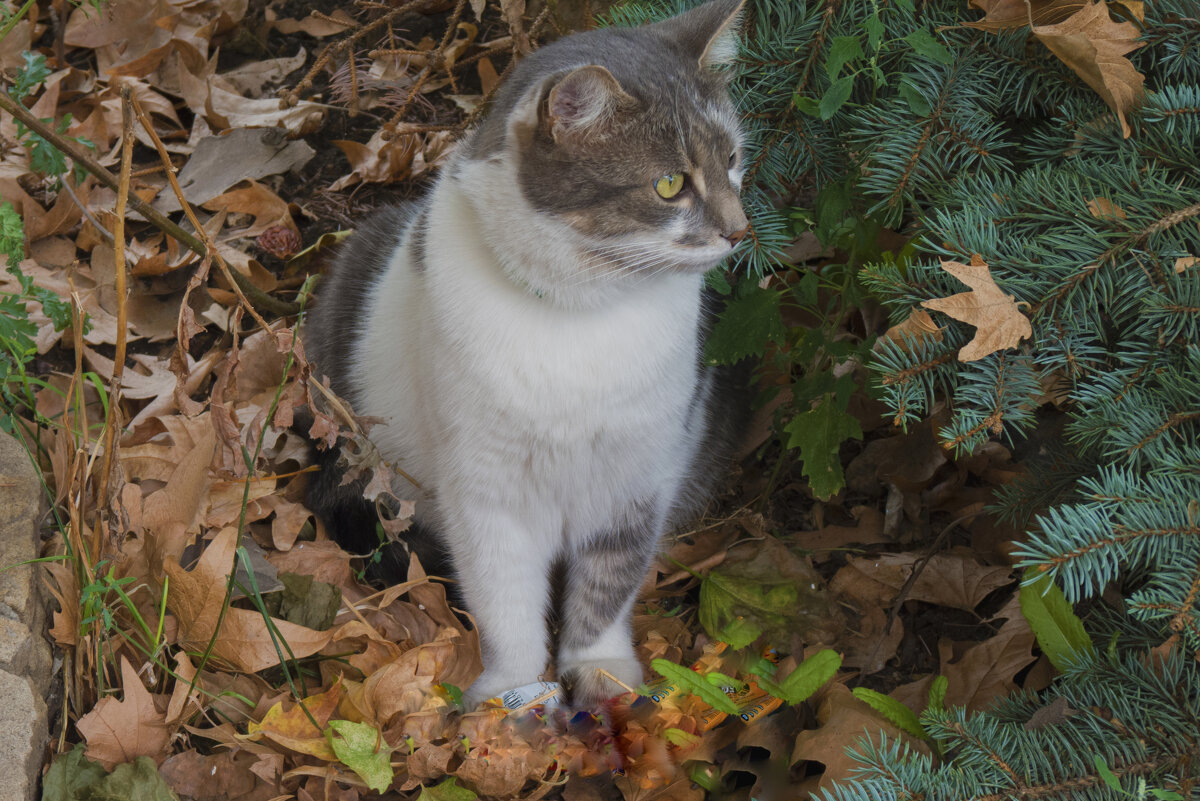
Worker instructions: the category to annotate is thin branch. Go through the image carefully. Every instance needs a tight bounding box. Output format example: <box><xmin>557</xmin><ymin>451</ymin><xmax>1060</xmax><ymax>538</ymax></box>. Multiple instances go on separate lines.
<box><xmin>94</xmin><ymin>88</ymin><xmax>134</xmax><ymax>550</ymax></box>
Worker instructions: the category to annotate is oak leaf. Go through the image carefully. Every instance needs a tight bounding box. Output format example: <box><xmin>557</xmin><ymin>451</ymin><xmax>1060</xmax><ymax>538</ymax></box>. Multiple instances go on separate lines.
<box><xmin>76</xmin><ymin>657</ymin><xmax>171</xmax><ymax>769</ymax></box>
<box><xmin>1032</xmin><ymin>1</ymin><xmax>1145</xmax><ymax>137</ymax></box>
<box><xmin>920</xmin><ymin>256</ymin><xmax>1032</xmax><ymax>362</ymax></box>
<box><xmin>163</xmin><ymin>527</ymin><xmax>333</xmax><ymax>672</ymax></box>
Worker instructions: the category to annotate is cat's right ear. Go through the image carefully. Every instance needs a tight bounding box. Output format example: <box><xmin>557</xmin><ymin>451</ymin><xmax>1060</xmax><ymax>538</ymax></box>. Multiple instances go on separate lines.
<box><xmin>658</xmin><ymin>0</ymin><xmax>746</xmax><ymax>70</ymax></box>
<box><xmin>544</xmin><ymin>65</ymin><xmax>636</xmax><ymax>145</ymax></box>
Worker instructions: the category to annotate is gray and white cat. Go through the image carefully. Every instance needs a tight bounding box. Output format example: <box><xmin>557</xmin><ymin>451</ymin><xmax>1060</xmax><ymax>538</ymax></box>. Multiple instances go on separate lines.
<box><xmin>304</xmin><ymin>0</ymin><xmax>751</xmax><ymax>708</ymax></box>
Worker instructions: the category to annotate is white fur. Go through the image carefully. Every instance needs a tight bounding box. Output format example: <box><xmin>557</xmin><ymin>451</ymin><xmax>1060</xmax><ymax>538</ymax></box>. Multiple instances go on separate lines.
<box><xmin>353</xmin><ymin>145</ymin><xmax>710</xmax><ymax>703</ymax></box>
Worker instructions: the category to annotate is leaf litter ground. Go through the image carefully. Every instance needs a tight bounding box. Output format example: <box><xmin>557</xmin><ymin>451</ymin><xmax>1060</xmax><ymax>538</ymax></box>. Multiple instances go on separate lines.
<box><xmin>1</xmin><ymin>2</ymin><xmax>1053</xmax><ymax>799</ymax></box>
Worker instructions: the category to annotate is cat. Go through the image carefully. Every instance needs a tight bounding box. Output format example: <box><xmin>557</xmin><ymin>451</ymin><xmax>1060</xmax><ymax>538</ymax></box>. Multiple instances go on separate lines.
<box><xmin>303</xmin><ymin>0</ymin><xmax>751</xmax><ymax>708</ymax></box>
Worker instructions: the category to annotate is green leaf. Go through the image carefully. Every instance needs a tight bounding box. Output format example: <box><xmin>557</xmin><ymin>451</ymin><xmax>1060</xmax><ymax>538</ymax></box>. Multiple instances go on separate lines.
<box><xmin>794</xmin><ymin>93</ymin><xmax>821</xmax><ymax>117</ymax></box>
<box><xmin>819</xmin><ymin>75</ymin><xmax>854</xmax><ymax>120</ymax></box>
<box><xmin>904</xmin><ymin>29</ymin><xmax>954</xmax><ymax>65</ymax></box>
<box><xmin>704</xmin><ymin>284</ymin><xmax>784</xmax><ymax>364</ymax></box>
<box><xmin>704</xmin><ymin>671</ymin><xmax>745</xmax><ymax>692</ymax></box>
<box><xmin>1019</xmin><ymin>570</ymin><xmax>1095</xmax><ymax>671</ymax></box>
<box><xmin>1092</xmin><ymin>754</ymin><xmax>1122</xmax><ymax>792</ymax></box>
<box><xmin>863</xmin><ymin>14</ymin><xmax>885</xmax><ymax>51</ymax></box>
<box><xmin>852</xmin><ymin>687</ymin><xmax>928</xmax><ymax>739</ymax></box>
<box><xmin>897</xmin><ymin>79</ymin><xmax>932</xmax><ymax>116</ymax></box>
<box><xmin>87</xmin><ymin>758</ymin><xmax>178</xmax><ymax>801</ymax></box>
<box><xmin>826</xmin><ymin>36</ymin><xmax>864</xmax><ymax>79</ymax></box>
<box><xmin>704</xmin><ymin>267</ymin><xmax>732</xmax><ymax>295</ymax></box>
<box><xmin>1149</xmin><ymin>789</ymin><xmax>1184</xmax><ymax>800</ymax></box>
<box><xmin>753</xmin><ymin>649</ymin><xmax>841</xmax><ymax>704</ymax></box>
<box><xmin>13</xmin><ymin>51</ymin><xmax>50</xmax><ymax>102</ymax></box>
<box><xmin>783</xmin><ymin>393</ymin><xmax>863</xmax><ymax>499</ymax></box>
<box><xmin>326</xmin><ymin>720</ymin><xmax>395</xmax><ymax>793</ymax></box>
<box><xmin>699</xmin><ymin>568</ymin><xmax>798</xmax><ymax>649</ymax></box>
<box><xmin>663</xmin><ymin>727</ymin><xmax>702</xmax><ymax>747</ymax></box>
<box><xmin>41</xmin><ymin>744</ymin><xmax>108</xmax><ymax>801</ymax></box>
<box><xmin>927</xmin><ymin>675</ymin><xmax>948</xmax><ymax>712</ymax></box>
<box><xmin>418</xmin><ymin>777</ymin><xmax>478</xmax><ymax>801</ymax></box>
<box><xmin>0</xmin><ymin>201</ymin><xmax>23</xmax><ymax>269</ymax></box>
<box><xmin>650</xmin><ymin>659</ymin><xmax>739</xmax><ymax>714</ymax></box>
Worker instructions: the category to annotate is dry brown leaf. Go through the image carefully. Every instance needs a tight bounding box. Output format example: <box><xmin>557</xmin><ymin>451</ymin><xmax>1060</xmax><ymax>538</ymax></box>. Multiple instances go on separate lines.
<box><xmin>920</xmin><ymin>255</ymin><xmax>1032</xmax><ymax>362</ymax></box>
<box><xmin>792</xmin><ymin>684</ymin><xmax>917</xmax><ymax>795</ymax></box>
<box><xmin>842</xmin><ymin>553</ymin><xmax>1015</xmax><ymax>612</ymax></box>
<box><xmin>269</xmin><ymin>9</ymin><xmax>356</xmax><ymax>37</ymax></box>
<box><xmin>935</xmin><ymin>617</ymin><xmax>1037</xmax><ymax>710</ymax></box>
<box><xmin>164</xmin><ymin>527</ymin><xmax>333</xmax><ymax>672</ymax></box>
<box><xmin>76</xmin><ymin>656</ymin><xmax>171</xmax><ymax>769</ymax></box>
<box><xmin>1032</xmin><ymin>1</ymin><xmax>1145</xmax><ymax>137</ymax></box>
<box><xmin>1087</xmin><ymin>196</ymin><xmax>1128</xmax><ymax>220</ymax></box>
<box><xmin>965</xmin><ymin>0</ymin><xmax>1085</xmax><ymax>32</ymax></box>
<box><xmin>160</xmin><ymin>749</ymin><xmax>277</xmax><ymax>801</ymax></box>
<box><xmin>1175</xmin><ymin>255</ymin><xmax>1198</xmax><ymax>274</ymax></box>
<box><xmin>204</xmin><ymin>181</ymin><xmax>299</xmax><ymax>239</ymax></box>
<box><xmin>139</xmin><ymin>415</ymin><xmax>217</xmax><ymax>570</ymax></box>
<box><xmin>879</xmin><ymin>307</ymin><xmax>943</xmax><ymax>353</ymax></box>
<box><xmin>330</xmin><ymin>130</ymin><xmax>420</xmax><ymax>190</ymax></box>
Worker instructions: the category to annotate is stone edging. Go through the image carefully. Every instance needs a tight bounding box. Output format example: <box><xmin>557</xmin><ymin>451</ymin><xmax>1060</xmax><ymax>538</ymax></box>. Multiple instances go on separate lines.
<box><xmin>0</xmin><ymin>432</ymin><xmax>52</xmax><ymax>801</ymax></box>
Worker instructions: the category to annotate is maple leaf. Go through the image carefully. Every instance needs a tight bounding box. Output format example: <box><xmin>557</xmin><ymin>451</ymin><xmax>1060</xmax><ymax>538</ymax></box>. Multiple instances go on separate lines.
<box><xmin>246</xmin><ymin>681</ymin><xmax>344</xmax><ymax>760</ymax></box>
<box><xmin>1032</xmin><ymin>1</ymin><xmax>1145</xmax><ymax>137</ymax></box>
<box><xmin>920</xmin><ymin>256</ymin><xmax>1033</xmax><ymax>362</ymax></box>
<box><xmin>163</xmin><ymin>527</ymin><xmax>333</xmax><ymax>673</ymax></box>
<box><xmin>75</xmin><ymin>656</ymin><xmax>171</xmax><ymax>770</ymax></box>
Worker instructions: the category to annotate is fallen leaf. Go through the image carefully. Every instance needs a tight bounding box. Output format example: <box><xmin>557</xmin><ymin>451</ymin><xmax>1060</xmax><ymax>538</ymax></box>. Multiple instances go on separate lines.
<box><xmin>1032</xmin><ymin>1</ymin><xmax>1145</xmax><ymax>138</ymax></box>
<box><xmin>1175</xmin><ymin>255</ymin><xmax>1198</xmax><ymax>274</ymax></box>
<box><xmin>878</xmin><ymin>307</ymin><xmax>943</xmax><ymax>352</ymax></box>
<box><xmin>1086</xmin><ymin>196</ymin><xmax>1128</xmax><ymax>220</ymax></box>
<box><xmin>920</xmin><ymin>255</ymin><xmax>1033</xmax><ymax>362</ymax></box>
<box><xmin>246</xmin><ymin>681</ymin><xmax>344</xmax><ymax>760</ymax></box>
<box><xmin>155</xmin><ymin>129</ymin><xmax>315</xmax><ymax>213</ymax></box>
<box><xmin>164</xmin><ymin>527</ymin><xmax>333</xmax><ymax>672</ymax></box>
<box><xmin>965</xmin><ymin>0</ymin><xmax>1085</xmax><ymax>32</ymax></box>
<box><xmin>842</xmin><ymin>553</ymin><xmax>1015</xmax><ymax>612</ymax></box>
<box><xmin>792</xmin><ymin>684</ymin><xmax>919</xmax><ymax>795</ymax></box>
<box><xmin>76</xmin><ymin>656</ymin><xmax>171</xmax><ymax>769</ymax></box>
<box><xmin>330</xmin><ymin>130</ymin><xmax>419</xmax><ymax>190</ymax></box>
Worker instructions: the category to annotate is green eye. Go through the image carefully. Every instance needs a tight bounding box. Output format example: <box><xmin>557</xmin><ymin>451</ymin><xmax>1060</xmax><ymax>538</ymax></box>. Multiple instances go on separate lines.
<box><xmin>654</xmin><ymin>173</ymin><xmax>685</xmax><ymax>199</ymax></box>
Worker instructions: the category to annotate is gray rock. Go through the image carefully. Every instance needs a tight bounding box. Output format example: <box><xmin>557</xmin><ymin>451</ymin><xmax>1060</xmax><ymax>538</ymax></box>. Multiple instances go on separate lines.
<box><xmin>0</xmin><ymin>432</ymin><xmax>51</xmax><ymax>801</ymax></box>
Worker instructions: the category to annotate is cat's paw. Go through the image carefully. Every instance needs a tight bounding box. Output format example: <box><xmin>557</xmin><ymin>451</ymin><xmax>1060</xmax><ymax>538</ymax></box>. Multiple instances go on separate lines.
<box><xmin>464</xmin><ymin>669</ymin><xmax>542</xmax><ymax>709</ymax></box>
<box><xmin>559</xmin><ymin>657</ymin><xmax>644</xmax><ymax>709</ymax></box>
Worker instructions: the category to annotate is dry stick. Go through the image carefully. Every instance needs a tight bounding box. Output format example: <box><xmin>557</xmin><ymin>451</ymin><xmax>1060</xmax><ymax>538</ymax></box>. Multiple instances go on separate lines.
<box><xmin>93</xmin><ymin>89</ymin><xmax>134</xmax><ymax>552</ymax></box>
<box><xmin>128</xmin><ymin>96</ymin><xmax>274</xmax><ymax>335</ymax></box>
<box><xmin>0</xmin><ymin>91</ymin><xmax>299</xmax><ymax>317</ymax></box>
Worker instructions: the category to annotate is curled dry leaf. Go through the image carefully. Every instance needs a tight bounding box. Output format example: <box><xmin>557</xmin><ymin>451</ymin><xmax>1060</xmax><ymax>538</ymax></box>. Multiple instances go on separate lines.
<box><xmin>163</xmin><ymin>527</ymin><xmax>333</xmax><ymax>673</ymax></box>
<box><xmin>330</xmin><ymin>130</ymin><xmax>420</xmax><ymax>190</ymax></box>
<box><xmin>920</xmin><ymin>255</ymin><xmax>1033</xmax><ymax>362</ymax></box>
<box><xmin>1032</xmin><ymin>1</ymin><xmax>1145</xmax><ymax>138</ymax></box>
<box><xmin>878</xmin><ymin>307</ymin><xmax>943</xmax><ymax>353</ymax></box>
<box><xmin>76</xmin><ymin>656</ymin><xmax>171</xmax><ymax>769</ymax></box>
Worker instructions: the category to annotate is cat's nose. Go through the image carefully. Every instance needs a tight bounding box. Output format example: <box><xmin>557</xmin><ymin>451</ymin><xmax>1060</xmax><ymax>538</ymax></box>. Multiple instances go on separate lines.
<box><xmin>723</xmin><ymin>225</ymin><xmax>749</xmax><ymax>246</ymax></box>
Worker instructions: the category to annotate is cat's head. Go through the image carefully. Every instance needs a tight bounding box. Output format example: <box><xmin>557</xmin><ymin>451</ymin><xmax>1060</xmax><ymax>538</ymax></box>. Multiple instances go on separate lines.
<box><xmin>469</xmin><ymin>0</ymin><xmax>749</xmax><ymax>280</ymax></box>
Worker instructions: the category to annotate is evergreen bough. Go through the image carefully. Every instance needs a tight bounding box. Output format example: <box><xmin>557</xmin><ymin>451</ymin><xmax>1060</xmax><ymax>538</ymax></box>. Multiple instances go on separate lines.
<box><xmin>609</xmin><ymin>0</ymin><xmax>1199</xmax><ymax>796</ymax></box>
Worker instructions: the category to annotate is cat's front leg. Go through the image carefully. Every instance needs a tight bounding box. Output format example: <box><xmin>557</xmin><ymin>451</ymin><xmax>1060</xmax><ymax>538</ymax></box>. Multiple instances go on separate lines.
<box><xmin>446</xmin><ymin>508</ymin><xmax>558</xmax><ymax>708</ymax></box>
<box><xmin>558</xmin><ymin>508</ymin><xmax>662</xmax><ymax>708</ymax></box>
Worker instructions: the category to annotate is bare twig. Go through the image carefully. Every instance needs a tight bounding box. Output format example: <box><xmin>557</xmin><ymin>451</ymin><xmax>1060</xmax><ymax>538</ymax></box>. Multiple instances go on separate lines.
<box><xmin>94</xmin><ymin>88</ymin><xmax>134</xmax><ymax>548</ymax></box>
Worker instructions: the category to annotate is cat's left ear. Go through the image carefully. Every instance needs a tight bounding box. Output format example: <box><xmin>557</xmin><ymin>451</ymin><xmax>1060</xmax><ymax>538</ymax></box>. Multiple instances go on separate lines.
<box><xmin>545</xmin><ymin>65</ymin><xmax>637</xmax><ymax>144</ymax></box>
<box><xmin>658</xmin><ymin>0</ymin><xmax>746</xmax><ymax>70</ymax></box>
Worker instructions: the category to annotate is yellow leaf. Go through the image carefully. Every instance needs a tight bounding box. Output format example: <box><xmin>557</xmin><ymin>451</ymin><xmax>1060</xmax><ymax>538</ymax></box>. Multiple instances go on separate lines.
<box><xmin>245</xmin><ymin>681</ymin><xmax>344</xmax><ymax>760</ymax></box>
<box><xmin>920</xmin><ymin>256</ymin><xmax>1033</xmax><ymax>362</ymax></box>
<box><xmin>1032</xmin><ymin>1</ymin><xmax>1145</xmax><ymax>138</ymax></box>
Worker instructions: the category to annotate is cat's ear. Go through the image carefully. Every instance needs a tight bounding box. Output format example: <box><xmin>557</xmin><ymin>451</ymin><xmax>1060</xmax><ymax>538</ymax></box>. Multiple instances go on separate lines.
<box><xmin>545</xmin><ymin>65</ymin><xmax>636</xmax><ymax>143</ymax></box>
<box><xmin>658</xmin><ymin>0</ymin><xmax>745</xmax><ymax>70</ymax></box>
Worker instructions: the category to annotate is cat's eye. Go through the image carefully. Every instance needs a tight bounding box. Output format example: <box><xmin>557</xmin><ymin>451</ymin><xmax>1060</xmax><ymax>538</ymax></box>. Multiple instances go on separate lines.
<box><xmin>654</xmin><ymin>173</ymin><xmax>686</xmax><ymax>199</ymax></box>
<box><xmin>729</xmin><ymin>151</ymin><xmax>739</xmax><ymax>168</ymax></box>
